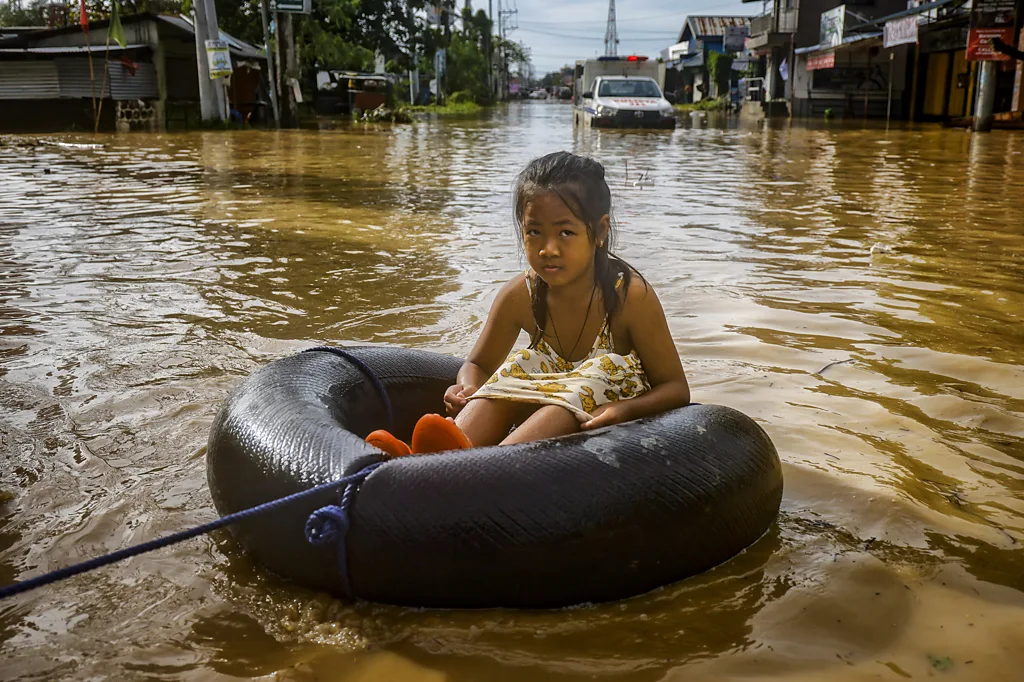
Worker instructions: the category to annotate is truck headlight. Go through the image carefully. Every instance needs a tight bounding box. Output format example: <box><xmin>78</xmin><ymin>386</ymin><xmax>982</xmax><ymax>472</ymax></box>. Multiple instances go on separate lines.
<box><xmin>660</xmin><ymin>108</ymin><xmax>675</xmax><ymax>117</ymax></box>
<box><xmin>596</xmin><ymin>105</ymin><xmax>617</xmax><ymax>116</ymax></box>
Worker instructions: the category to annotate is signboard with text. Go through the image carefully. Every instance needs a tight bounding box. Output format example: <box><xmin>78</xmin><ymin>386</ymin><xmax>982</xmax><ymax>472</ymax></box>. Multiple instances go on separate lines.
<box><xmin>820</xmin><ymin>6</ymin><xmax>846</xmax><ymax>50</ymax></box>
<box><xmin>884</xmin><ymin>15</ymin><xmax>919</xmax><ymax>48</ymax></box>
<box><xmin>723</xmin><ymin>26</ymin><xmax>750</xmax><ymax>53</ymax></box>
<box><xmin>205</xmin><ymin>40</ymin><xmax>232</xmax><ymax>79</ymax></box>
<box><xmin>269</xmin><ymin>0</ymin><xmax>311</xmax><ymax>14</ymax></box>
<box><xmin>967</xmin><ymin>0</ymin><xmax>1016</xmax><ymax>61</ymax></box>
<box><xmin>806</xmin><ymin>51</ymin><xmax>836</xmax><ymax>71</ymax></box>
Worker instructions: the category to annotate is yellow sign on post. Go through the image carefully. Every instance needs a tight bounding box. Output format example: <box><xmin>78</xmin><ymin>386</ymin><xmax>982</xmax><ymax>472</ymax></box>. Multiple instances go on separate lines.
<box><xmin>205</xmin><ymin>40</ymin><xmax>233</xmax><ymax>79</ymax></box>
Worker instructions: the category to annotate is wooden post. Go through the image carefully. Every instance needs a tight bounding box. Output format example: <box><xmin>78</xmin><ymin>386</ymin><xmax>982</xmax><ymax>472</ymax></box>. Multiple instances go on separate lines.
<box><xmin>155</xmin><ymin>39</ymin><xmax>167</xmax><ymax>130</ymax></box>
<box><xmin>1012</xmin><ymin>29</ymin><xmax>1024</xmax><ymax>113</ymax></box>
<box><xmin>93</xmin><ymin>29</ymin><xmax>112</xmax><ymax>132</ymax></box>
<box><xmin>886</xmin><ymin>51</ymin><xmax>894</xmax><ymax>128</ymax></box>
<box><xmin>908</xmin><ymin>43</ymin><xmax>920</xmax><ymax>121</ymax></box>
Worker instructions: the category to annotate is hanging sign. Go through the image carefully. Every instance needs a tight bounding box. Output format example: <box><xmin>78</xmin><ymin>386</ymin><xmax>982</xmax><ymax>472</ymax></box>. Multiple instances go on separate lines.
<box><xmin>884</xmin><ymin>16</ymin><xmax>919</xmax><ymax>48</ymax></box>
<box><xmin>205</xmin><ymin>40</ymin><xmax>232</xmax><ymax>79</ymax></box>
<box><xmin>820</xmin><ymin>6</ymin><xmax>847</xmax><ymax>50</ymax></box>
<box><xmin>270</xmin><ymin>0</ymin><xmax>311</xmax><ymax>13</ymax></box>
<box><xmin>806</xmin><ymin>51</ymin><xmax>836</xmax><ymax>71</ymax></box>
<box><xmin>967</xmin><ymin>0</ymin><xmax>1016</xmax><ymax>61</ymax></box>
<box><xmin>723</xmin><ymin>26</ymin><xmax>749</xmax><ymax>53</ymax></box>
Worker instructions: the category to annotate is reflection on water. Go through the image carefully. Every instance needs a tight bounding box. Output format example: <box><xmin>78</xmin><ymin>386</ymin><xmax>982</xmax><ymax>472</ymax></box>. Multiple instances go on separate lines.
<box><xmin>1</xmin><ymin>104</ymin><xmax>1022</xmax><ymax>680</ymax></box>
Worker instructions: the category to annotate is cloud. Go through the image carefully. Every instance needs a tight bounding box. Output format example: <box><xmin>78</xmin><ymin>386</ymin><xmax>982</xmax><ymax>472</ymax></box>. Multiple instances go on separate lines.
<box><xmin>477</xmin><ymin>0</ymin><xmax>752</xmax><ymax>73</ymax></box>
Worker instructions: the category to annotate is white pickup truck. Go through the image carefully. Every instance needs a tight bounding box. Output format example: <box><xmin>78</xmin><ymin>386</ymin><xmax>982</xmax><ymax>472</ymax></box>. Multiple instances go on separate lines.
<box><xmin>572</xmin><ymin>56</ymin><xmax>675</xmax><ymax>129</ymax></box>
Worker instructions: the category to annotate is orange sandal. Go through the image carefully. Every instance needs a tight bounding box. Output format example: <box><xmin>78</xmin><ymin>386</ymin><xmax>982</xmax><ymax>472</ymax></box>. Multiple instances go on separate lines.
<box><xmin>365</xmin><ymin>429</ymin><xmax>412</xmax><ymax>458</ymax></box>
<box><xmin>411</xmin><ymin>413</ymin><xmax>472</xmax><ymax>454</ymax></box>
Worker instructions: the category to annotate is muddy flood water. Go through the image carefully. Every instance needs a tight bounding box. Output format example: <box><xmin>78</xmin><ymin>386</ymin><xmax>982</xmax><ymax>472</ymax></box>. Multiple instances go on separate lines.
<box><xmin>1</xmin><ymin>103</ymin><xmax>1023</xmax><ymax>681</ymax></box>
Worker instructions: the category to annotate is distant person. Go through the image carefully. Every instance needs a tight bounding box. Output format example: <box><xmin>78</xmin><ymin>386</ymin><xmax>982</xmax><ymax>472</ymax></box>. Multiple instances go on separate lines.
<box><xmin>365</xmin><ymin>151</ymin><xmax>691</xmax><ymax>457</ymax></box>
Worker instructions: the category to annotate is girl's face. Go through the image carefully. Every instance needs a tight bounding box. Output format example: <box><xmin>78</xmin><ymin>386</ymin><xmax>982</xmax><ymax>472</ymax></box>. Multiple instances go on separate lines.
<box><xmin>521</xmin><ymin>191</ymin><xmax>608</xmax><ymax>288</ymax></box>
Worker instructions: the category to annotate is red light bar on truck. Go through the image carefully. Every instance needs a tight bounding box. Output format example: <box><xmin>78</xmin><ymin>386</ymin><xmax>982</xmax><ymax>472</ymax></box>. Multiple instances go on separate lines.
<box><xmin>596</xmin><ymin>55</ymin><xmax>649</xmax><ymax>62</ymax></box>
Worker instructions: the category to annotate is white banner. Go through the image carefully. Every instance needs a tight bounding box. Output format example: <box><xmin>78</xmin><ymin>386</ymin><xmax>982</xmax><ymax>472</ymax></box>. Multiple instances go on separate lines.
<box><xmin>884</xmin><ymin>16</ymin><xmax>919</xmax><ymax>48</ymax></box>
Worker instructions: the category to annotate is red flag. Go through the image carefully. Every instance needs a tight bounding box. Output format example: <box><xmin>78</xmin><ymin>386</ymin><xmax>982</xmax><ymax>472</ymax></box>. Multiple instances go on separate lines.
<box><xmin>119</xmin><ymin>56</ymin><xmax>138</xmax><ymax>76</ymax></box>
<box><xmin>79</xmin><ymin>0</ymin><xmax>88</xmax><ymax>33</ymax></box>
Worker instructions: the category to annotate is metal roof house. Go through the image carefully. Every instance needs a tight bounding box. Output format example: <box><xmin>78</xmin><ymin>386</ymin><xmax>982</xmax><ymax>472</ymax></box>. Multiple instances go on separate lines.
<box><xmin>666</xmin><ymin>16</ymin><xmax>752</xmax><ymax>63</ymax></box>
<box><xmin>0</xmin><ymin>12</ymin><xmax>266</xmax><ymax>132</ymax></box>
<box><xmin>663</xmin><ymin>15</ymin><xmax>752</xmax><ymax>104</ymax></box>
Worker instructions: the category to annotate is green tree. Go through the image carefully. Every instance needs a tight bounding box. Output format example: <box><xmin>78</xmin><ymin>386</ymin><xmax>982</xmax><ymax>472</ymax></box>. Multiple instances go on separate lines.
<box><xmin>213</xmin><ymin>0</ymin><xmax>263</xmax><ymax>46</ymax></box>
<box><xmin>0</xmin><ymin>2</ymin><xmax>45</xmax><ymax>26</ymax></box>
<box><xmin>445</xmin><ymin>30</ymin><xmax>487</xmax><ymax>101</ymax></box>
<box><xmin>707</xmin><ymin>51</ymin><xmax>734</xmax><ymax>98</ymax></box>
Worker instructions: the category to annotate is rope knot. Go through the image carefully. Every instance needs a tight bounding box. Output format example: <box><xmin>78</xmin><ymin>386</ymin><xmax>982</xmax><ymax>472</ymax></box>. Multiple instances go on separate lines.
<box><xmin>305</xmin><ymin>504</ymin><xmax>349</xmax><ymax>546</ymax></box>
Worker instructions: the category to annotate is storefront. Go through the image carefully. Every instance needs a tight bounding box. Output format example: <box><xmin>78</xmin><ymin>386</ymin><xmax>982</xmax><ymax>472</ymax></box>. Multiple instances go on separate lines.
<box><xmin>915</xmin><ymin>21</ymin><xmax>974</xmax><ymax>120</ymax></box>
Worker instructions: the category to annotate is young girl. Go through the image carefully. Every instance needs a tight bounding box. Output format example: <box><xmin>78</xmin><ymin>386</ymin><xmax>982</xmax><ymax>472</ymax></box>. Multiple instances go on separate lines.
<box><xmin>366</xmin><ymin>151</ymin><xmax>690</xmax><ymax>456</ymax></box>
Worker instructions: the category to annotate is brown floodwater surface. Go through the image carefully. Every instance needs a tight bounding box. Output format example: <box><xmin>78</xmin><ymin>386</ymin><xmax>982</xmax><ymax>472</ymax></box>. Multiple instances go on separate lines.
<box><xmin>1</xmin><ymin>105</ymin><xmax>1022</xmax><ymax>681</ymax></box>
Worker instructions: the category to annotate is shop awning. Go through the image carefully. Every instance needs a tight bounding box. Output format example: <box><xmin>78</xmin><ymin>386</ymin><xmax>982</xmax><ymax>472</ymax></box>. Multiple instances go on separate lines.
<box><xmin>795</xmin><ymin>31</ymin><xmax>882</xmax><ymax>56</ymax></box>
<box><xmin>846</xmin><ymin>0</ymin><xmax>962</xmax><ymax>31</ymax></box>
<box><xmin>795</xmin><ymin>0</ymin><xmax>961</xmax><ymax>58</ymax></box>
<box><xmin>679</xmin><ymin>52</ymin><xmax>704</xmax><ymax>68</ymax></box>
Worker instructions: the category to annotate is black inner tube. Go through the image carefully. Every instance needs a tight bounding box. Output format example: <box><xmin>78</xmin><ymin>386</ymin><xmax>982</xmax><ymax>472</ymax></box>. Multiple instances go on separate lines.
<box><xmin>207</xmin><ymin>347</ymin><xmax>783</xmax><ymax>608</ymax></box>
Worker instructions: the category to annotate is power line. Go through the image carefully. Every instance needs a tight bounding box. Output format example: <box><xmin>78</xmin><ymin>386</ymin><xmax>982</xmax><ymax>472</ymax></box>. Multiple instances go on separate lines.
<box><xmin>517</xmin><ymin>2</ymin><xmax>751</xmax><ymax>26</ymax></box>
<box><xmin>517</xmin><ymin>28</ymin><xmax>675</xmax><ymax>44</ymax></box>
<box><xmin>519</xmin><ymin>26</ymin><xmax>679</xmax><ymax>36</ymax></box>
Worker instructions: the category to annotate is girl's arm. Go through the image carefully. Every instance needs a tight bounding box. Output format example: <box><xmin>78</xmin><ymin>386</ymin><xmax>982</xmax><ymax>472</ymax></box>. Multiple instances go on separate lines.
<box><xmin>445</xmin><ymin>274</ymin><xmax>527</xmax><ymax>414</ymax></box>
<box><xmin>582</xmin><ymin>281</ymin><xmax>690</xmax><ymax>429</ymax></box>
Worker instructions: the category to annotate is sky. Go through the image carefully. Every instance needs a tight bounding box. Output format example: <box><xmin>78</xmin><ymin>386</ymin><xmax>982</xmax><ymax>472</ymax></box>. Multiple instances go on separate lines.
<box><xmin>471</xmin><ymin>0</ymin><xmax>754</xmax><ymax>75</ymax></box>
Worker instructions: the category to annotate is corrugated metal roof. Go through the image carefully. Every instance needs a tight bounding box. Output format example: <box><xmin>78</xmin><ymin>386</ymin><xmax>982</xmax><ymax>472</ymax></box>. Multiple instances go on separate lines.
<box><xmin>0</xmin><ymin>62</ymin><xmax>59</xmax><ymax>99</ymax></box>
<box><xmin>678</xmin><ymin>15</ymin><xmax>752</xmax><ymax>43</ymax></box>
<box><xmin>56</xmin><ymin>58</ymin><xmax>111</xmax><ymax>98</ymax></box>
<box><xmin>1</xmin><ymin>58</ymin><xmax>157</xmax><ymax>100</ymax></box>
<box><xmin>0</xmin><ymin>44</ymin><xmax>147</xmax><ymax>54</ymax></box>
<box><xmin>108</xmin><ymin>61</ymin><xmax>158</xmax><ymax>100</ymax></box>
<box><xmin>157</xmin><ymin>15</ymin><xmax>264</xmax><ymax>59</ymax></box>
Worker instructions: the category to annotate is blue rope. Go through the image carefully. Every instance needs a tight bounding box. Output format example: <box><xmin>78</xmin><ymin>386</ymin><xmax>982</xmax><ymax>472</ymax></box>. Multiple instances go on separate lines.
<box><xmin>303</xmin><ymin>346</ymin><xmax>394</xmax><ymax>432</ymax></box>
<box><xmin>305</xmin><ymin>474</ymin><xmax>364</xmax><ymax>597</ymax></box>
<box><xmin>0</xmin><ymin>462</ymin><xmax>383</xmax><ymax>601</ymax></box>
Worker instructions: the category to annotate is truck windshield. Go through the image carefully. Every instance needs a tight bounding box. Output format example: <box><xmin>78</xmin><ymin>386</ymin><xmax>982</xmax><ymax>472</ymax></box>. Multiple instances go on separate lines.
<box><xmin>597</xmin><ymin>80</ymin><xmax>662</xmax><ymax>98</ymax></box>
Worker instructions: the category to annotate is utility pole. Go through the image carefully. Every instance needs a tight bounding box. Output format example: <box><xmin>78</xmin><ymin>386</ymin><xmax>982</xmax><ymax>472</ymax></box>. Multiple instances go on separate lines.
<box><xmin>487</xmin><ymin>0</ymin><xmax>493</xmax><ymax>99</ymax></box>
<box><xmin>604</xmin><ymin>0</ymin><xmax>617</xmax><ymax>57</ymax></box>
<box><xmin>193</xmin><ymin>0</ymin><xmax>227</xmax><ymax>121</ymax></box>
<box><xmin>259</xmin><ymin>0</ymin><xmax>280</xmax><ymax>127</ymax></box>
<box><xmin>280</xmin><ymin>11</ymin><xmax>298</xmax><ymax>127</ymax></box>
<box><xmin>973</xmin><ymin>61</ymin><xmax>997</xmax><ymax>132</ymax></box>
<box><xmin>497</xmin><ymin>0</ymin><xmax>517</xmax><ymax>99</ymax></box>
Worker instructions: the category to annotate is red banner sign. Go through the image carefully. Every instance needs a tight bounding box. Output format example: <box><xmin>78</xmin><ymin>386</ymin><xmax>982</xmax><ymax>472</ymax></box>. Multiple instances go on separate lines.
<box><xmin>806</xmin><ymin>52</ymin><xmax>836</xmax><ymax>71</ymax></box>
<box><xmin>967</xmin><ymin>0</ymin><xmax>1017</xmax><ymax>61</ymax></box>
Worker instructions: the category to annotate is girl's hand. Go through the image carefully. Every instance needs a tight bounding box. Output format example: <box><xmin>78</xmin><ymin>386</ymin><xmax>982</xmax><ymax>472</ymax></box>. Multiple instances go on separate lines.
<box><xmin>581</xmin><ymin>402</ymin><xmax>631</xmax><ymax>431</ymax></box>
<box><xmin>444</xmin><ymin>384</ymin><xmax>479</xmax><ymax>417</ymax></box>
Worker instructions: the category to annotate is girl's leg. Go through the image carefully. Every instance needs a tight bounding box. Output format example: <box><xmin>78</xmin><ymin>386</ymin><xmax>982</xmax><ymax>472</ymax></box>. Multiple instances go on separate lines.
<box><xmin>455</xmin><ymin>398</ymin><xmax>534</xmax><ymax>447</ymax></box>
<box><xmin>500</xmin><ymin>404</ymin><xmax>580</xmax><ymax>445</ymax></box>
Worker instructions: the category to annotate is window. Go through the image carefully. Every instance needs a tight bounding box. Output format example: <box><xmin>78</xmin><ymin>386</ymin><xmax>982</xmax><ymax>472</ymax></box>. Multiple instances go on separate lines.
<box><xmin>597</xmin><ymin>80</ymin><xmax>663</xmax><ymax>97</ymax></box>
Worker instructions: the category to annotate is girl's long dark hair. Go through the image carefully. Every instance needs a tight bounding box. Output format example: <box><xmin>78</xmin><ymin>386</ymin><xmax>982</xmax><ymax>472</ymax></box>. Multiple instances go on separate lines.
<box><xmin>512</xmin><ymin>151</ymin><xmax>646</xmax><ymax>349</ymax></box>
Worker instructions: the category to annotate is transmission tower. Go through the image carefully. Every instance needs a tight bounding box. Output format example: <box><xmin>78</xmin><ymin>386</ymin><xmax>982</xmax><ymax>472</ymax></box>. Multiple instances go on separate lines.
<box><xmin>604</xmin><ymin>0</ymin><xmax>618</xmax><ymax>56</ymax></box>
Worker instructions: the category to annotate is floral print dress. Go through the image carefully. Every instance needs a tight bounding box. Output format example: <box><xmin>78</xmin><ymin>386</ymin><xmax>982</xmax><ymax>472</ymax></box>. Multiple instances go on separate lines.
<box><xmin>467</xmin><ymin>272</ymin><xmax>650</xmax><ymax>422</ymax></box>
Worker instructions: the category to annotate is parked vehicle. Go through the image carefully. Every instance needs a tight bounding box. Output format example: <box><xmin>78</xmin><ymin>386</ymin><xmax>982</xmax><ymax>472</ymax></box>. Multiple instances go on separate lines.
<box><xmin>314</xmin><ymin>71</ymin><xmax>395</xmax><ymax>116</ymax></box>
<box><xmin>528</xmin><ymin>89</ymin><xmax>549</xmax><ymax>100</ymax></box>
<box><xmin>572</xmin><ymin>56</ymin><xmax>675</xmax><ymax>129</ymax></box>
